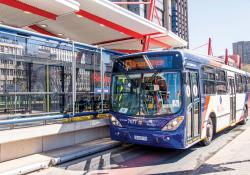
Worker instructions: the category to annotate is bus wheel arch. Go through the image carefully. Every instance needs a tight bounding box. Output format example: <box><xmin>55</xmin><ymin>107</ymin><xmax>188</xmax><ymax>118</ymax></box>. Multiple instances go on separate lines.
<box><xmin>245</xmin><ymin>104</ymin><xmax>248</xmax><ymax>118</ymax></box>
<box><xmin>201</xmin><ymin>113</ymin><xmax>215</xmax><ymax>146</ymax></box>
<box><xmin>239</xmin><ymin>105</ymin><xmax>248</xmax><ymax>125</ymax></box>
<box><xmin>209</xmin><ymin>112</ymin><xmax>217</xmax><ymax>134</ymax></box>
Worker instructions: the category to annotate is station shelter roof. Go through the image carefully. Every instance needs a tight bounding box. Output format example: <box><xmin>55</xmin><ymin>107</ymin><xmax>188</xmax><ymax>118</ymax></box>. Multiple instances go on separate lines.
<box><xmin>0</xmin><ymin>0</ymin><xmax>187</xmax><ymax>52</ymax></box>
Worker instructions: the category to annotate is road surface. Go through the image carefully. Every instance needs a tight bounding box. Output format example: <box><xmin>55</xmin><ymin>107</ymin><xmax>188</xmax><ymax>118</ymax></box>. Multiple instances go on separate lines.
<box><xmin>31</xmin><ymin>122</ymin><xmax>250</xmax><ymax>175</ymax></box>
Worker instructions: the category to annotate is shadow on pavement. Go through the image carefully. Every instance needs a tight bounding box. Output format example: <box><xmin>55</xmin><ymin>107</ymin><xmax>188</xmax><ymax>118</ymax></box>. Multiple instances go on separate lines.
<box><xmin>148</xmin><ymin>159</ymin><xmax>250</xmax><ymax>175</ymax></box>
<box><xmin>59</xmin><ymin>123</ymin><xmax>246</xmax><ymax>174</ymax></box>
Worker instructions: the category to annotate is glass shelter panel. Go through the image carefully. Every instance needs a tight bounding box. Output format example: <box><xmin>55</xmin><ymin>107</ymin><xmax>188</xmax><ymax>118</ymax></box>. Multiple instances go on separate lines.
<box><xmin>103</xmin><ymin>52</ymin><xmax>113</xmax><ymax>111</ymax></box>
<box><xmin>0</xmin><ymin>28</ymin><xmax>119</xmax><ymax>120</ymax></box>
<box><xmin>74</xmin><ymin>47</ymin><xmax>99</xmax><ymax>112</ymax></box>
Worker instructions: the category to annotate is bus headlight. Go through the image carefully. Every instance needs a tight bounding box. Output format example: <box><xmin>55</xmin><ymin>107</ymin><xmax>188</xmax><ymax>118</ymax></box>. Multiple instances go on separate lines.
<box><xmin>162</xmin><ymin>116</ymin><xmax>184</xmax><ymax>131</ymax></box>
<box><xmin>110</xmin><ymin>115</ymin><xmax>122</xmax><ymax>127</ymax></box>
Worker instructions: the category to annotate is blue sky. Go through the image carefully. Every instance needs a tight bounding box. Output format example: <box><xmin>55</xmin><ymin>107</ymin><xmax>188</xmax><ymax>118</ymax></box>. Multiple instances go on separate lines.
<box><xmin>188</xmin><ymin>0</ymin><xmax>250</xmax><ymax>56</ymax></box>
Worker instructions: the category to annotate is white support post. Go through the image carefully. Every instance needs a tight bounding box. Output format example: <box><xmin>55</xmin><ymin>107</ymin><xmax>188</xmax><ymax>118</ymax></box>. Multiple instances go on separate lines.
<box><xmin>100</xmin><ymin>48</ymin><xmax>104</xmax><ymax>113</ymax></box>
<box><xmin>72</xmin><ymin>41</ymin><xmax>76</xmax><ymax>115</ymax></box>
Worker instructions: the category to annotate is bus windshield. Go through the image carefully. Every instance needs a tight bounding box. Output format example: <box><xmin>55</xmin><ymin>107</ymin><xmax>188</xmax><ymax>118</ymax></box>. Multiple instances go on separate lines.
<box><xmin>111</xmin><ymin>72</ymin><xmax>182</xmax><ymax>116</ymax></box>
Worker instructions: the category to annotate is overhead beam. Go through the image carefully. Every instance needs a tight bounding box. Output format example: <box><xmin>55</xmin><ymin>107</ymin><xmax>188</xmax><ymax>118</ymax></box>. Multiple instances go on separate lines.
<box><xmin>75</xmin><ymin>9</ymin><xmax>143</xmax><ymax>39</ymax></box>
<box><xmin>150</xmin><ymin>38</ymin><xmax>171</xmax><ymax>49</ymax></box>
<box><xmin>29</xmin><ymin>25</ymin><xmax>57</xmax><ymax>37</ymax></box>
<box><xmin>114</xmin><ymin>49</ymin><xmax>140</xmax><ymax>54</ymax></box>
<box><xmin>0</xmin><ymin>0</ymin><xmax>57</xmax><ymax>20</ymax></box>
<box><xmin>92</xmin><ymin>37</ymin><xmax>134</xmax><ymax>46</ymax></box>
<box><xmin>76</xmin><ymin>9</ymin><xmax>168</xmax><ymax>49</ymax></box>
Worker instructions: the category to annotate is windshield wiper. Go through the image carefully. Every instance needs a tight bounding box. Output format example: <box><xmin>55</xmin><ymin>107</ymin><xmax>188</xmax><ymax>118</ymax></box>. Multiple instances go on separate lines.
<box><xmin>152</xmin><ymin>72</ymin><xmax>159</xmax><ymax>81</ymax></box>
<box><xmin>115</xmin><ymin>59</ymin><xmax>138</xmax><ymax>88</ymax></box>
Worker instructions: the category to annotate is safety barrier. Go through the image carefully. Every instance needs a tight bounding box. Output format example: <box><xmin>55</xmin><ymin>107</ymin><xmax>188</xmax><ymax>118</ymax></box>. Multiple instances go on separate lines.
<box><xmin>0</xmin><ymin>111</ymin><xmax>110</xmax><ymax>130</ymax></box>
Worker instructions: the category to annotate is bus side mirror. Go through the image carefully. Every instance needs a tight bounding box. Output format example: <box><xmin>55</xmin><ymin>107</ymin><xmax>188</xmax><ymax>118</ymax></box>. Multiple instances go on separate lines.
<box><xmin>182</xmin><ymin>72</ymin><xmax>188</xmax><ymax>84</ymax></box>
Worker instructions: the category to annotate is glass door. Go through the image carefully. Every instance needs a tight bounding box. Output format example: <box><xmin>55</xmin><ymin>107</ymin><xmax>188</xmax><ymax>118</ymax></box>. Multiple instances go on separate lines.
<box><xmin>229</xmin><ymin>78</ymin><xmax>236</xmax><ymax>123</ymax></box>
<box><xmin>186</xmin><ymin>71</ymin><xmax>201</xmax><ymax>143</ymax></box>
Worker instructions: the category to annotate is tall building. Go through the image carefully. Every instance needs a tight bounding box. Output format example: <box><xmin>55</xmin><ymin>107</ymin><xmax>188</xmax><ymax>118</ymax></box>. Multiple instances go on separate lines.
<box><xmin>233</xmin><ymin>41</ymin><xmax>250</xmax><ymax>65</ymax></box>
<box><xmin>171</xmin><ymin>0</ymin><xmax>189</xmax><ymax>42</ymax></box>
<box><xmin>109</xmin><ymin>0</ymin><xmax>189</xmax><ymax>43</ymax></box>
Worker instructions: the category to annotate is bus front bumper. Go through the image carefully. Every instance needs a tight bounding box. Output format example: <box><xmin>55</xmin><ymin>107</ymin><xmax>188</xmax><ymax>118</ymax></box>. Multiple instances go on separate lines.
<box><xmin>110</xmin><ymin>126</ymin><xmax>185</xmax><ymax>149</ymax></box>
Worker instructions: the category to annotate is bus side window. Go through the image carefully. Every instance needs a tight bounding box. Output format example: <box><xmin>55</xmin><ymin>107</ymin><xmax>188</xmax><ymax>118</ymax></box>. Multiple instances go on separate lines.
<box><xmin>216</xmin><ymin>69</ymin><xmax>227</xmax><ymax>94</ymax></box>
<box><xmin>243</xmin><ymin>76</ymin><xmax>247</xmax><ymax>93</ymax></box>
<box><xmin>236</xmin><ymin>74</ymin><xmax>243</xmax><ymax>93</ymax></box>
<box><xmin>202</xmin><ymin>66</ymin><xmax>216</xmax><ymax>95</ymax></box>
<box><xmin>247</xmin><ymin>77</ymin><xmax>250</xmax><ymax>92</ymax></box>
<box><xmin>203</xmin><ymin>81</ymin><xmax>215</xmax><ymax>95</ymax></box>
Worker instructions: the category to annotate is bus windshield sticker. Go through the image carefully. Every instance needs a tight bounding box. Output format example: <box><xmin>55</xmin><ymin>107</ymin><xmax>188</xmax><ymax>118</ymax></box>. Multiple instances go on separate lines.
<box><xmin>154</xmin><ymin>84</ymin><xmax>159</xmax><ymax>91</ymax></box>
<box><xmin>172</xmin><ymin>100</ymin><xmax>180</xmax><ymax>107</ymax></box>
<box><xmin>186</xmin><ymin>85</ymin><xmax>191</xmax><ymax>97</ymax></box>
<box><xmin>119</xmin><ymin>108</ymin><xmax>128</xmax><ymax>114</ymax></box>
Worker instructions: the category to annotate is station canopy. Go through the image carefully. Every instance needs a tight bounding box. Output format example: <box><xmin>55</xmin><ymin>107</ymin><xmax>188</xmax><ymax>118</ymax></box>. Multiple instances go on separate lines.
<box><xmin>0</xmin><ymin>0</ymin><xmax>187</xmax><ymax>52</ymax></box>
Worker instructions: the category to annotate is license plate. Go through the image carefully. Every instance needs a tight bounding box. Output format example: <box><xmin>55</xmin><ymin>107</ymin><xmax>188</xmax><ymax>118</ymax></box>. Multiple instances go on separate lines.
<box><xmin>134</xmin><ymin>135</ymin><xmax>147</xmax><ymax>141</ymax></box>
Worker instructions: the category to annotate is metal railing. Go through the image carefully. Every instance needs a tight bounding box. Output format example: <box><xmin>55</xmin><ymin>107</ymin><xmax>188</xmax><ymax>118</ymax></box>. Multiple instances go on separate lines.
<box><xmin>0</xmin><ymin>111</ymin><xmax>110</xmax><ymax>130</ymax></box>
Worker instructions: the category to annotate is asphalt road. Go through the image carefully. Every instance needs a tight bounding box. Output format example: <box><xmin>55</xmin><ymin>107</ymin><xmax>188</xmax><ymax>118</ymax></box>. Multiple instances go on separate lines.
<box><xmin>32</xmin><ymin>121</ymin><xmax>250</xmax><ymax>175</ymax></box>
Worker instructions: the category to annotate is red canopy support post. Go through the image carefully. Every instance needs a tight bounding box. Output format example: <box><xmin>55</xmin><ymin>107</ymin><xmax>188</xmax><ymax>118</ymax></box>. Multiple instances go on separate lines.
<box><xmin>225</xmin><ymin>48</ymin><xmax>229</xmax><ymax>65</ymax></box>
<box><xmin>142</xmin><ymin>0</ymin><xmax>155</xmax><ymax>52</ymax></box>
<box><xmin>208</xmin><ymin>37</ymin><xmax>212</xmax><ymax>56</ymax></box>
<box><xmin>154</xmin><ymin>6</ymin><xmax>162</xmax><ymax>26</ymax></box>
<box><xmin>239</xmin><ymin>56</ymin><xmax>241</xmax><ymax>69</ymax></box>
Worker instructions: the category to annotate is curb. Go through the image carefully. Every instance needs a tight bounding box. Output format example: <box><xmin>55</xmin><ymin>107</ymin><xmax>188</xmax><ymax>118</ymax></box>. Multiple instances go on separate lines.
<box><xmin>1</xmin><ymin>161</ymin><xmax>50</xmax><ymax>175</ymax></box>
<box><xmin>51</xmin><ymin>142</ymin><xmax>121</xmax><ymax>165</ymax></box>
<box><xmin>1</xmin><ymin>141</ymin><xmax>121</xmax><ymax>175</ymax></box>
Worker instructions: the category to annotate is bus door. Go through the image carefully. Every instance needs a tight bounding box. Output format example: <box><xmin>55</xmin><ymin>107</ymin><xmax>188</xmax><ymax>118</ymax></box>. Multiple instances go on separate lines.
<box><xmin>228</xmin><ymin>77</ymin><xmax>236</xmax><ymax>123</ymax></box>
<box><xmin>185</xmin><ymin>71</ymin><xmax>201</xmax><ymax>143</ymax></box>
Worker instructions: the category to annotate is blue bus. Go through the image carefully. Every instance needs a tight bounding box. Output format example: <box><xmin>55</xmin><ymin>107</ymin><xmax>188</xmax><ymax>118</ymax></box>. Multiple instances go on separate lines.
<box><xmin>109</xmin><ymin>50</ymin><xmax>249</xmax><ymax>149</ymax></box>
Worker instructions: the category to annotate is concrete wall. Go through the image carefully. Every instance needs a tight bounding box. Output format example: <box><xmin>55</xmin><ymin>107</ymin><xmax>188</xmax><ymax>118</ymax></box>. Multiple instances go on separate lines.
<box><xmin>0</xmin><ymin>119</ymin><xmax>110</xmax><ymax>162</ymax></box>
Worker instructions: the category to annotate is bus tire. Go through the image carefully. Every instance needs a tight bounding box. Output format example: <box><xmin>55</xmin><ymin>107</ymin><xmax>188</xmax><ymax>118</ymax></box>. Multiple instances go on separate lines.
<box><xmin>239</xmin><ymin>106</ymin><xmax>248</xmax><ymax>125</ymax></box>
<box><xmin>201</xmin><ymin>117</ymin><xmax>214</xmax><ymax>146</ymax></box>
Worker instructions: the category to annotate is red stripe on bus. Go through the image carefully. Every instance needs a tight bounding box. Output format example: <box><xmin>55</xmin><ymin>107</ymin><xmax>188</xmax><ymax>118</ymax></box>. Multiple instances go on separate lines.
<box><xmin>203</xmin><ymin>96</ymin><xmax>210</xmax><ymax>128</ymax></box>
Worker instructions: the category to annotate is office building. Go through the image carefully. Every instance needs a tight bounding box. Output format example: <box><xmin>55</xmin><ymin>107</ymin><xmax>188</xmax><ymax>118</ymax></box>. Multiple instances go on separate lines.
<box><xmin>233</xmin><ymin>41</ymin><xmax>250</xmax><ymax>65</ymax></box>
<box><xmin>171</xmin><ymin>0</ymin><xmax>189</xmax><ymax>42</ymax></box>
<box><xmin>110</xmin><ymin>0</ymin><xmax>189</xmax><ymax>43</ymax></box>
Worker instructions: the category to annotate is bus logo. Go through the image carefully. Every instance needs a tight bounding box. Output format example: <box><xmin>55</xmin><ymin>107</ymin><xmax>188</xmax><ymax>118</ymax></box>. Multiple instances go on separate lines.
<box><xmin>217</xmin><ymin>96</ymin><xmax>224</xmax><ymax>112</ymax></box>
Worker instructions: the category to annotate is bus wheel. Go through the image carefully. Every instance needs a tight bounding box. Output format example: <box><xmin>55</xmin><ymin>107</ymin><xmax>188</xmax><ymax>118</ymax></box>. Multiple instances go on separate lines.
<box><xmin>201</xmin><ymin>117</ymin><xmax>214</xmax><ymax>146</ymax></box>
<box><xmin>239</xmin><ymin>107</ymin><xmax>248</xmax><ymax>125</ymax></box>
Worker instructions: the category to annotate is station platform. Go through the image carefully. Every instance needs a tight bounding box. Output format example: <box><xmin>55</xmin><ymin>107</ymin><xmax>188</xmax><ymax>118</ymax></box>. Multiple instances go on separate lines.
<box><xmin>0</xmin><ymin>138</ymin><xmax>120</xmax><ymax>175</ymax></box>
<box><xmin>0</xmin><ymin>118</ymin><xmax>111</xmax><ymax>162</ymax></box>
